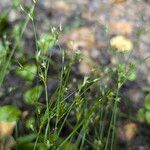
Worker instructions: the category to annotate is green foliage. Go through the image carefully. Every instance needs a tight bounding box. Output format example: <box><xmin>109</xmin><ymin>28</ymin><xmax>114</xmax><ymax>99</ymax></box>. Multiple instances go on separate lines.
<box><xmin>0</xmin><ymin>105</ymin><xmax>21</xmax><ymax>122</ymax></box>
<box><xmin>127</xmin><ymin>71</ymin><xmax>137</xmax><ymax>81</ymax></box>
<box><xmin>143</xmin><ymin>86</ymin><xmax>150</xmax><ymax>93</ymax></box>
<box><xmin>137</xmin><ymin>94</ymin><xmax>150</xmax><ymax>124</ymax></box>
<box><xmin>60</xmin><ymin>140</ymin><xmax>76</xmax><ymax>150</ymax></box>
<box><xmin>15</xmin><ymin>142</ymin><xmax>48</xmax><ymax>150</ymax></box>
<box><xmin>15</xmin><ymin>134</ymin><xmax>48</xmax><ymax>150</ymax></box>
<box><xmin>16</xmin><ymin>64</ymin><xmax>37</xmax><ymax>81</ymax></box>
<box><xmin>0</xmin><ymin>3</ymin><xmax>141</xmax><ymax>149</ymax></box>
<box><xmin>117</xmin><ymin>61</ymin><xmax>137</xmax><ymax>87</ymax></box>
<box><xmin>127</xmin><ymin>61</ymin><xmax>137</xmax><ymax>81</ymax></box>
<box><xmin>145</xmin><ymin>111</ymin><xmax>150</xmax><ymax>124</ymax></box>
<box><xmin>12</xmin><ymin>0</ymin><xmax>20</xmax><ymax>8</ymax></box>
<box><xmin>0</xmin><ymin>41</ymin><xmax>7</xmax><ymax>65</ymax></box>
<box><xmin>26</xmin><ymin>117</ymin><xmax>35</xmax><ymax>131</ymax></box>
<box><xmin>38</xmin><ymin>27</ymin><xmax>58</xmax><ymax>54</ymax></box>
<box><xmin>144</xmin><ymin>99</ymin><xmax>150</xmax><ymax>111</ymax></box>
<box><xmin>117</xmin><ymin>63</ymin><xmax>126</xmax><ymax>88</ymax></box>
<box><xmin>16</xmin><ymin>134</ymin><xmax>36</xmax><ymax>144</ymax></box>
<box><xmin>0</xmin><ymin>13</ymin><xmax>8</xmax><ymax>35</ymax></box>
<box><xmin>24</xmin><ymin>85</ymin><xmax>43</xmax><ymax>105</ymax></box>
<box><xmin>137</xmin><ymin>108</ymin><xmax>145</xmax><ymax>122</ymax></box>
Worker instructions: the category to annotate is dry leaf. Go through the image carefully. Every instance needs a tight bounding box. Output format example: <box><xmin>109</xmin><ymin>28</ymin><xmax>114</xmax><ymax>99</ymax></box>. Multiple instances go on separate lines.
<box><xmin>0</xmin><ymin>121</ymin><xmax>16</xmax><ymax>137</ymax></box>
<box><xmin>110</xmin><ymin>35</ymin><xmax>133</xmax><ymax>52</ymax></box>
<box><xmin>109</xmin><ymin>21</ymin><xmax>133</xmax><ymax>35</ymax></box>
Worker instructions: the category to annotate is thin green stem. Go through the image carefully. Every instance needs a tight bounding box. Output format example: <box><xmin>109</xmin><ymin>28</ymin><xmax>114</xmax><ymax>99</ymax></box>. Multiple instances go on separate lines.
<box><xmin>44</xmin><ymin>80</ymin><xmax>50</xmax><ymax>142</ymax></box>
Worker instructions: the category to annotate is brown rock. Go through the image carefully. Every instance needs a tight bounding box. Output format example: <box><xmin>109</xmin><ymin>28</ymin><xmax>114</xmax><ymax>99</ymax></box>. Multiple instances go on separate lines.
<box><xmin>42</xmin><ymin>0</ymin><xmax>74</xmax><ymax>16</ymax></box>
<box><xmin>109</xmin><ymin>21</ymin><xmax>133</xmax><ymax>35</ymax></box>
<box><xmin>60</xmin><ymin>27</ymin><xmax>96</xmax><ymax>51</ymax></box>
<box><xmin>118</xmin><ymin>122</ymin><xmax>138</xmax><ymax>142</ymax></box>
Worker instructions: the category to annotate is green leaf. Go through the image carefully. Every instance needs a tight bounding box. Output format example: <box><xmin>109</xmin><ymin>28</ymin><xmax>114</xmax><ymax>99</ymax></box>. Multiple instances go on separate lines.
<box><xmin>145</xmin><ymin>94</ymin><xmax>150</xmax><ymax>102</ymax></box>
<box><xmin>15</xmin><ymin>143</ymin><xmax>48</xmax><ymax>150</ymax></box>
<box><xmin>38</xmin><ymin>28</ymin><xmax>58</xmax><ymax>54</ymax></box>
<box><xmin>127</xmin><ymin>61</ymin><xmax>137</xmax><ymax>81</ymax></box>
<box><xmin>24</xmin><ymin>85</ymin><xmax>43</xmax><ymax>105</ymax></box>
<box><xmin>144</xmin><ymin>100</ymin><xmax>150</xmax><ymax>111</ymax></box>
<box><xmin>118</xmin><ymin>63</ymin><xmax>126</xmax><ymax>73</ymax></box>
<box><xmin>145</xmin><ymin>111</ymin><xmax>150</xmax><ymax>124</ymax></box>
<box><xmin>0</xmin><ymin>105</ymin><xmax>21</xmax><ymax>122</ymax></box>
<box><xmin>60</xmin><ymin>142</ymin><xmax>75</xmax><ymax>150</ymax></box>
<box><xmin>12</xmin><ymin>0</ymin><xmax>20</xmax><ymax>8</ymax></box>
<box><xmin>25</xmin><ymin>117</ymin><xmax>35</xmax><ymax>131</ymax></box>
<box><xmin>0</xmin><ymin>41</ymin><xmax>7</xmax><ymax>64</ymax></box>
<box><xmin>127</xmin><ymin>71</ymin><xmax>137</xmax><ymax>81</ymax></box>
<box><xmin>58</xmin><ymin>138</ymin><xmax>77</xmax><ymax>150</ymax></box>
<box><xmin>129</xmin><ymin>61</ymin><xmax>137</xmax><ymax>69</ymax></box>
<box><xmin>137</xmin><ymin>108</ymin><xmax>145</xmax><ymax>122</ymax></box>
<box><xmin>16</xmin><ymin>64</ymin><xmax>37</xmax><ymax>81</ymax></box>
<box><xmin>17</xmin><ymin>134</ymin><xmax>36</xmax><ymax>144</ymax></box>
<box><xmin>0</xmin><ymin>13</ymin><xmax>8</xmax><ymax>34</ymax></box>
<box><xmin>16</xmin><ymin>134</ymin><xmax>48</xmax><ymax>150</ymax></box>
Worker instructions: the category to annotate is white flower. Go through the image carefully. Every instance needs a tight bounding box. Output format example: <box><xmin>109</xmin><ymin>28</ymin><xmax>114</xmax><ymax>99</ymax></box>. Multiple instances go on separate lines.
<box><xmin>110</xmin><ymin>35</ymin><xmax>133</xmax><ymax>52</ymax></box>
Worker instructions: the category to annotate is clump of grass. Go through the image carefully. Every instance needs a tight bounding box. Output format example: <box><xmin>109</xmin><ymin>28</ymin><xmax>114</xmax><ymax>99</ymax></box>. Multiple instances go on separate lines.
<box><xmin>0</xmin><ymin>1</ymin><xmax>138</xmax><ymax>150</ymax></box>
